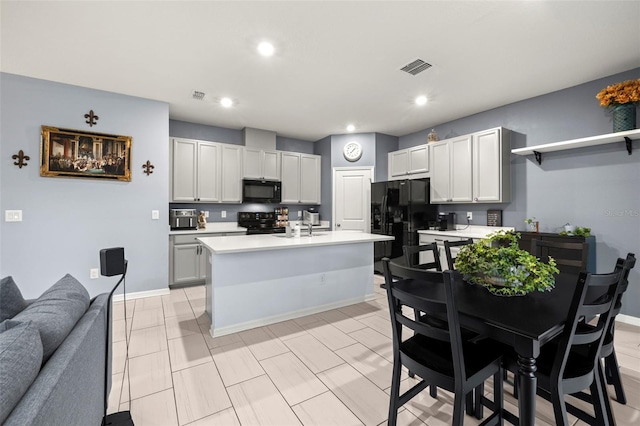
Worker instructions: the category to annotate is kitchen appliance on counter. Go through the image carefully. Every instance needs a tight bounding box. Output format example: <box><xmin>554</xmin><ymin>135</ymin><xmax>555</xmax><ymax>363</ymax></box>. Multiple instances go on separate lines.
<box><xmin>274</xmin><ymin>206</ymin><xmax>289</xmax><ymax>228</ymax></box>
<box><xmin>302</xmin><ymin>208</ymin><xmax>320</xmax><ymax>226</ymax></box>
<box><xmin>371</xmin><ymin>178</ymin><xmax>438</xmax><ymax>273</ymax></box>
<box><xmin>438</xmin><ymin>212</ymin><xmax>456</xmax><ymax>231</ymax></box>
<box><xmin>238</xmin><ymin>211</ymin><xmax>285</xmax><ymax>235</ymax></box>
<box><xmin>170</xmin><ymin>209</ymin><xmax>198</xmax><ymax>230</ymax></box>
<box><xmin>242</xmin><ymin>179</ymin><xmax>281</xmax><ymax>203</ymax></box>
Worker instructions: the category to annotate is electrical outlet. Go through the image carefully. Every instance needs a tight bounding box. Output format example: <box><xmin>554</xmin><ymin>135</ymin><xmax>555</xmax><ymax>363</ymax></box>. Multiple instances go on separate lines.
<box><xmin>204</xmin><ymin>211</ymin><xmax>209</xmax><ymax>218</ymax></box>
<box><xmin>90</xmin><ymin>268</ymin><xmax>99</xmax><ymax>279</ymax></box>
<box><xmin>466</xmin><ymin>212</ymin><xmax>473</xmax><ymax>221</ymax></box>
<box><xmin>221</xmin><ymin>211</ymin><xmax>226</xmax><ymax>218</ymax></box>
<box><xmin>298</xmin><ymin>211</ymin><xmax>302</xmax><ymax>218</ymax></box>
<box><xmin>151</xmin><ymin>210</ymin><xmax>159</xmax><ymax>220</ymax></box>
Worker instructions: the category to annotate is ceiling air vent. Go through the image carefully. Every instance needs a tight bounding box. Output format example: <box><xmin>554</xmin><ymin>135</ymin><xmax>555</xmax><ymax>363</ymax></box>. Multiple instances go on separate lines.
<box><xmin>400</xmin><ymin>59</ymin><xmax>432</xmax><ymax>75</ymax></box>
<box><xmin>192</xmin><ymin>90</ymin><xmax>206</xmax><ymax>101</ymax></box>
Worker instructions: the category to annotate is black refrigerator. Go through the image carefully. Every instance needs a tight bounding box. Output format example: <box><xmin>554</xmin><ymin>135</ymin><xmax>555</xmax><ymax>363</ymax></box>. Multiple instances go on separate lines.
<box><xmin>371</xmin><ymin>178</ymin><xmax>438</xmax><ymax>273</ymax></box>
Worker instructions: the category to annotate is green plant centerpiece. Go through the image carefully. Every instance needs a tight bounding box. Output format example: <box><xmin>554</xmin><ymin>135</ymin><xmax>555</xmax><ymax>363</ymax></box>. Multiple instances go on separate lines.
<box><xmin>455</xmin><ymin>230</ymin><xmax>559</xmax><ymax>296</ymax></box>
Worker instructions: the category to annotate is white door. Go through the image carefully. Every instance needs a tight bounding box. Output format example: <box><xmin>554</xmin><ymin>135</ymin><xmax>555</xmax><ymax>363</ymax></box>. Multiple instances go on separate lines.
<box><xmin>333</xmin><ymin>168</ymin><xmax>373</xmax><ymax>232</ymax></box>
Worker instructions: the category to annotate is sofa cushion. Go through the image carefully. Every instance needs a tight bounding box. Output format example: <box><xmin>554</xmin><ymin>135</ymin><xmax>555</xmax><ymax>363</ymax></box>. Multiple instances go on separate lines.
<box><xmin>0</xmin><ymin>277</ymin><xmax>28</xmax><ymax>322</ymax></box>
<box><xmin>0</xmin><ymin>320</ymin><xmax>44</xmax><ymax>424</ymax></box>
<box><xmin>12</xmin><ymin>274</ymin><xmax>90</xmax><ymax>362</ymax></box>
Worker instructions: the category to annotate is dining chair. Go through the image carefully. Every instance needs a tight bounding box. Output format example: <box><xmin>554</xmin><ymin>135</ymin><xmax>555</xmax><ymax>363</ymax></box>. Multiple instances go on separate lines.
<box><xmin>503</xmin><ymin>258</ymin><xmax>629</xmax><ymax>426</ymax></box>
<box><xmin>443</xmin><ymin>238</ymin><xmax>474</xmax><ymax>270</ymax></box>
<box><xmin>403</xmin><ymin>243</ymin><xmax>442</xmax><ymax>271</ymax></box>
<box><xmin>531</xmin><ymin>239</ymin><xmax>588</xmax><ymax>273</ymax></box>
<box><xmin>600</xmin><ymin>253</ymin><xmax>636</xmax><ymax>405</ymax></box>
<box><xmin>572</xmin><ymin>253</ymin><xmax>636</xmax><ymax>425</ymax></box>
<box><xmin>382</xmin><ymin>258</ymin><xmax>504</xmax><ymax>426</ymax></box>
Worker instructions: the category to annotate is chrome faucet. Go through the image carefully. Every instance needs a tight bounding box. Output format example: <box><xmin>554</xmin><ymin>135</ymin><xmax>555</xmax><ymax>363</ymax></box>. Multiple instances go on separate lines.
<box><xmin>307</xmin><ymin>223</ymin><xmax>313</xmax><ymax>236</ymax></box>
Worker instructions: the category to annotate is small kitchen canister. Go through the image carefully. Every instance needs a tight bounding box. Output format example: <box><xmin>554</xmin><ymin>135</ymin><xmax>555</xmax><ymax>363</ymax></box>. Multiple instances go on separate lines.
<box><xmin>427</xmin><ymin>129</ymin><xmax>438</xmax><ymax>143</ymax></box>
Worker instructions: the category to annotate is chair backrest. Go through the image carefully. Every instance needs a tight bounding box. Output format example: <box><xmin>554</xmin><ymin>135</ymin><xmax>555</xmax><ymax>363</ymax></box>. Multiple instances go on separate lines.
<box><xmin>443</xmin><ymin>238</ymin><xmax>474</xmax><ymax>270</ymax></box>
<box><xmin>601</xmin><ymin>253</ymin><xmax>636</xmax><ymax>353</ymax></box>
<box><xmin>531</xmin><ymin>239</ymin><xmax>588</xmax><ymax>272</ymax></box>
<box><xmin>550</xmin><ymin>257</ymin><xmax>632</xmax><ymax>385</ymax></box>
<box><xmin>382</xmin><ymin>258</ymin><xmax>467</xmax><ymax>381</ymax></box>
<box><xmin>403</xmin><ymin>243</ymin><xmax>442</xmax><ymax>271</ymax></box>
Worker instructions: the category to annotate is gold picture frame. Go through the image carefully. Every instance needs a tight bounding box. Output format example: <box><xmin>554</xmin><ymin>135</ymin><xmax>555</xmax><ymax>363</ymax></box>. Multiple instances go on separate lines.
<box><xmin>40</xmin><ymin>126</ymin><xmax>132</xmax><ymax>181</ymax></box>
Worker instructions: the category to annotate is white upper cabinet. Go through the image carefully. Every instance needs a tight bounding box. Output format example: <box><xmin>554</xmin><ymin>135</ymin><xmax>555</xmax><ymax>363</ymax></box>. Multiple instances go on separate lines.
<box><xmin>243</xmin><ymin>147</ymin><xmax>281</xmax><ymax>180</ymax></box>
<box><xmin>430</xmin><ymin>127</ymin><xmax>510</xmax><ymax>204</ymax></box>
<box><xmin>388</xmin><ymin>145</ymin><xmax>429</xmax><ymax>179</ymax></box>
<box><xmin>172</xmin><ymin>138</ymin><xmax>198</xmax><ymax>202</ymax></box>
<box><xmin>220</xmin><ymin>144</ymin><xmax>243</xmax><ymax>203</ymax></box>
<box><xmin>281</xmin><ymin>151</ymin><xmax>321</xmax><ymax>204</ymax></box>
<box><xmin>171</xmin><ymin>138</ymin><xmax>244</xmax><ymax>203</ymax></box>
<box><xmin>172</xmin><ymin>138</ymin><xmax>220</xmax><ymax>202</ymax></box>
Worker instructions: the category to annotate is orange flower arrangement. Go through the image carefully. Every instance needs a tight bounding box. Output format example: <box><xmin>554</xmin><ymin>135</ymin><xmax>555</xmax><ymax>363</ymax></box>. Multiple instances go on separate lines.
<box><xmin>596</xmin><ymin>79</ymin><xmax>640</xmax><ymax>108</ymax></box>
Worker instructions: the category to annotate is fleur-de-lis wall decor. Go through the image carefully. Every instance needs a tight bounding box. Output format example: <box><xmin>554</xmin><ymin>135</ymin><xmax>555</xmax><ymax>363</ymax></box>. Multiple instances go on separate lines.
<box><xmin>142</xmin><ymin>160</ymin><xmax>155</xmax><ymax>176</ymax></box>
<box><xmin>84</xmin><ymin>109</ymin><xmax>99</xmax><ymax>127</ymax></box>
<box><xmin>12</xmin><ymin>150</ymin><xmax>30</xmax><ymax>168</ymax></box>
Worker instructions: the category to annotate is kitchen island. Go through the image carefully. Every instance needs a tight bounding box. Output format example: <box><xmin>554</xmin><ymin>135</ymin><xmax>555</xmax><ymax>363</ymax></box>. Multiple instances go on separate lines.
<box><xmin>198</xmin><ymin>231</ymin><xmax>394</xmax><ymax>336</ymax></box>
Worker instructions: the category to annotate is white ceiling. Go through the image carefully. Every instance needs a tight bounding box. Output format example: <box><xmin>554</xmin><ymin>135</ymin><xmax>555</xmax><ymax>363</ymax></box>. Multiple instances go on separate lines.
<box><xmin>2</xmin><ymin>1</ymin><xmax>639</xmax><ymax>141</ymax></box>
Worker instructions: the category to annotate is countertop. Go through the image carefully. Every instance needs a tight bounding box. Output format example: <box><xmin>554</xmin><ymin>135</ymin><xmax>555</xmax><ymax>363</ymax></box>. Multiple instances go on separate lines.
<box><xmin>417</xmin><ymin>225</ymin><xmax>515</xmax><ymax>240</ymax></box>
<box><xmin>198</xmin><ymin>231</ymin><xmax>393</xmax><ymax>254</ymax></box>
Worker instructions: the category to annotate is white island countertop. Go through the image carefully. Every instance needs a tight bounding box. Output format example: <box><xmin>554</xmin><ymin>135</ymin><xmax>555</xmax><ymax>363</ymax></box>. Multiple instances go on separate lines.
<box><xmin>198</xmin><ymin>231</ymin><xmax>393</xmax><ymax>254</ymax></box>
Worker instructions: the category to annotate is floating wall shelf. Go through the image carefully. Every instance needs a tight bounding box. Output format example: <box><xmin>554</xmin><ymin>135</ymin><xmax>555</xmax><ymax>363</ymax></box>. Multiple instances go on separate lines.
<box><xmin>511</xmin><ymin>128</ymin><xmax>639</xmax><ymax>164</ymax></box>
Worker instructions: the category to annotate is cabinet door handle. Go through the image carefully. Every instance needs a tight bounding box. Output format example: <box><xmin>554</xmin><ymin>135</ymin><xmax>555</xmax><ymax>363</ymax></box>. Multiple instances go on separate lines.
<box><xmin>474</xmin><ymin>197</ymin><xmax>478</xmax><ymax>201</ymax></box>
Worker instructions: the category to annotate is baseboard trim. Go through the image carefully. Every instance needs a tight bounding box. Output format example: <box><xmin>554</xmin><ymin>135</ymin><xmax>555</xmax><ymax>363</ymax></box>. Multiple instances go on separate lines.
<box><xmin>209</xmin><ymin>294</ymin><xmax>375</xmax><ymax>337</ymax></box>
<box><xmin>616</xmin><ymin>314</ymin><xmax>640</xmax><ymax>327</ymax></box>
<box><xmin>112</xmin><ymin>288</ymin><xmax>169</xmax><ymax>302</ymax></box>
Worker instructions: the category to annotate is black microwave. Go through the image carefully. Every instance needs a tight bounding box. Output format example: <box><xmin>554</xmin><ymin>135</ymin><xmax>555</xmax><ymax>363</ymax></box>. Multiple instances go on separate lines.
<box><xmin>242</xmin><ymin>179</ymin><xmax>281</xmax><ymax>203</ymax></box>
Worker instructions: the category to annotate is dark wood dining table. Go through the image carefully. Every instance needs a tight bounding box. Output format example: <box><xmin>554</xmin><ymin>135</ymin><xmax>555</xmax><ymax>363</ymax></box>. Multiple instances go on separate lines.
<box><xmin>393</xmin><ymin>272</ymin><xmax>579</xmax><ymax>426</ymax></box>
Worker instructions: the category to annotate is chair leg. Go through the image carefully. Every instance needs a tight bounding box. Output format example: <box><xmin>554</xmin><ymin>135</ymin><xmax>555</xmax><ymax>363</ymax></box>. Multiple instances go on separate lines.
<box><xmin>465</xmin><ymin>391</ymin><xmax>474</xmax><ymax>416</ymax></box>
<box><xmin>550</xmin><ymin>384</ymin><xmax>570</xmax><ymax>426</ymax></box>
<box><xmin>596</xmin><ymin>361</ymin><xmax>615</xmax><ymax>426</ymax></box>
<box><xmin>430</xmin><ymin>385</ymin><xmax>437</xmax><ymax>398</ymax></box>
<box><xmin>452</xmin><ymin>392</ymin><xmax>465</xmax><ymax>426</ymax></box>
<box><xmin>388</xmin><ymin>359</ymin><xmax>402</xmax><ymax>426</ymax></box>
<box><xmin>474</xmin><ymin>383</ymin><xmax>484</xmax><ymax>419</ymax></box>
<box><xmin>494</xmin><ymin>370</ymin><xmax>504</xmax><ymax>426</ymax></box>
<box><xmin>605</xmin><ymin>350</ymin><xmax>627</xmax><ymax>404</ymax></box>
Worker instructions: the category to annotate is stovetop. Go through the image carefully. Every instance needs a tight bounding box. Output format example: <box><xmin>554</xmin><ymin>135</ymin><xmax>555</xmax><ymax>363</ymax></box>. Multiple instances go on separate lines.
<box><xmin>238</xmin><ymin>211</ymin><xmax>283</xmax><ymax>234</ymax></box>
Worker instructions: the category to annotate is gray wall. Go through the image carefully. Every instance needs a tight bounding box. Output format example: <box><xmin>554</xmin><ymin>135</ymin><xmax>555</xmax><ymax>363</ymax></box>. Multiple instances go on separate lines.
<box><xmin>399</xmin><ymin>68</ymin><xmax>640</xmax><ymax>318</ymax></box>
<box><xmin>1</xmin><ymin>73</ymin><xmax>170</xmax><ymax>298</ymax></box>
<box><xmin>374</xmin><ymin>133</ymin><xmax>399</xmax><ymax>182</ymax></box>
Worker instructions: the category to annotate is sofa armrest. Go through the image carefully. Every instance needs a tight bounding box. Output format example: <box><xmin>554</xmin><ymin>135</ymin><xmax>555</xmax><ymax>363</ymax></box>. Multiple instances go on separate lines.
<box><xmin>4</xmin><ymin>293</ymin><xmax>110</xmax><ymax>426</ymax></box>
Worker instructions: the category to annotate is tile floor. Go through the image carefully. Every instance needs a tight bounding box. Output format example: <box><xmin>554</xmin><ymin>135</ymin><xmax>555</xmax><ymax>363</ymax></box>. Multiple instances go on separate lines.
<box><xmin>108</xmin><ymin>275</ymin><xmax>640</xmax><ymax>425</ymax></box>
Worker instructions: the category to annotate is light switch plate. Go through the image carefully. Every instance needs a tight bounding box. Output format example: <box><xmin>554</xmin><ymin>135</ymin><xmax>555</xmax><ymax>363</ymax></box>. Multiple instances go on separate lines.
<box><xmin>151</xmin><ymin>210</ymin><xmax>159</xmax><ymax>220</ymax></box>
<box><xmin>221</xmin><ymin>211</ymin><xmax>226</xmax><ymax>218</ymax></box>
<box><xmin>5</xmin><ymin>210</ymin><xmax>22</xmax><ymax>222</ymax></box>
<box><xmin>90</xmin><ymin>268</ymin><xmax>99</xmax><ymax>279</ymax></box>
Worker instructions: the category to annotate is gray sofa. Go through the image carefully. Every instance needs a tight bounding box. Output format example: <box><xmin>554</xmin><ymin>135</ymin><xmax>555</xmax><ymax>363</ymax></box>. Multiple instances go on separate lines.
<box><xmin>0</xmin><ymin>275</ymin><xmax>110</xmax><ymax>426</ymax></box>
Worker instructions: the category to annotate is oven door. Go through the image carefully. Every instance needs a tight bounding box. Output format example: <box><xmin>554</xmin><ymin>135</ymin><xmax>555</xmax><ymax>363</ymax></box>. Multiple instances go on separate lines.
<box><xmin>242</xmin><ymin>179</ymin><xmax>281</xmax><ymax>203</ymax></box>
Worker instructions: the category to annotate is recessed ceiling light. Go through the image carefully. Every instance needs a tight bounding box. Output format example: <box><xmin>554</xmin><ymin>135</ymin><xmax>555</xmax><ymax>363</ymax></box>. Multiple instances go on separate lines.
<box><xmin>220</xmin><ymin>97</ymin><xmax>233</xmax><ymax>108</ymax></box>
<box><xmin>346</xmin><ymin>124</ymin><xmax>355</xmax><ymax>132</ymax></box>
<box><xmin>415</xmin><ymin>95</ymin><xmax>428</xmax><ymax>106</ymax></box>
<box><xmin>257</xmin><ymin>41</ymin><xmax>275</xmax><ymax>57</ymax></box>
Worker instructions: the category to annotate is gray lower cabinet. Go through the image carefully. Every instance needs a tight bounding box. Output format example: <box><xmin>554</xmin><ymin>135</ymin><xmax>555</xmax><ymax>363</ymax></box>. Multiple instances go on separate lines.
<box><xmin>170</xmin><ymin>234</ymin><xmax>215</xmax><ymax>286</ymax></box>
<box><xmin>170</xmin><ymin>232</ymin><xmax>245</xmax><ymax>287</ymax></box>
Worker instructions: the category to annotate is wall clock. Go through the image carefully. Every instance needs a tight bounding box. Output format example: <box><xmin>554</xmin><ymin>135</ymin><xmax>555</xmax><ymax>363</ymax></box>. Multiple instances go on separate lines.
<box><xmin>343</xmin><ymin>141</ymin><xmax>363</xmax><ymax>162</ymax></box>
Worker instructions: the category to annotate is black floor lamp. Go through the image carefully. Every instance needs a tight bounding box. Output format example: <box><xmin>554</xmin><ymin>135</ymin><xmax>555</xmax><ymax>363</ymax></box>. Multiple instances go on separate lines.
<box><xmin>100</xmin><ymin>247</ymin><xmax>134</xmax><ymax>426</ymax></box>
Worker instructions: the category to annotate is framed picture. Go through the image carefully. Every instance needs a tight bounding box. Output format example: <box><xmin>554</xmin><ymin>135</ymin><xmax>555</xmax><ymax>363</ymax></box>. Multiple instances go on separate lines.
<box><xmin>40</xmin><ymin>126</ymin><xmax>132</xmax><ymax>181</ymax></box>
